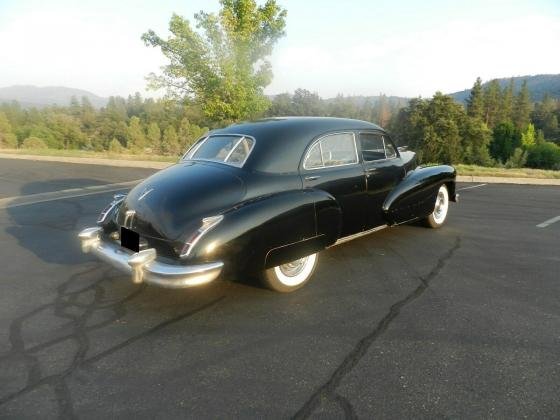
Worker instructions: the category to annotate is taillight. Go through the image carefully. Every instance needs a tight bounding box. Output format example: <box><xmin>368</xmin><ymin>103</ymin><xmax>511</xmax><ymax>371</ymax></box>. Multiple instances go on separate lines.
<box><xmin>97</xmin><ymin>194</ymin><xmax>126</xmax><ymax>224</ymax></box>
<box><xmin>180</xmin><ymin>215</ymin><xmax>223</xmax><ymax>258</ymax></box>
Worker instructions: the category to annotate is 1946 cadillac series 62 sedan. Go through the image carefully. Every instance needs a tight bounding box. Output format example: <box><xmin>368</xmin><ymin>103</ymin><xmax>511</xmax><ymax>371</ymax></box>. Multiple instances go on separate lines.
<box><xmin>79</xmin><ymin>117</ymin><xmax>457</xmax><ymax>292</ymax></box>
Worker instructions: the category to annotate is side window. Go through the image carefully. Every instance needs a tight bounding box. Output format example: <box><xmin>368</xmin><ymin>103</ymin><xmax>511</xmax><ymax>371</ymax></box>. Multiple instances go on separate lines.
<box><xmin>304</xmin><ymin>133</ymin><xmax>357</xmax><ymax>169</ymax></box>
<box><xmin>383</xmin><ymin>136</ymin><xmax>397</xmax><ymax>159</ymax></box>
<box><xmin>305</xmin><ymin>142</ymin><xmax>323</xmax><ymax>169</ymax></box>
<box><xmin>360</xmin><ymin>133</ymin><xmax>386</xmax><ymax>161</ymax></box>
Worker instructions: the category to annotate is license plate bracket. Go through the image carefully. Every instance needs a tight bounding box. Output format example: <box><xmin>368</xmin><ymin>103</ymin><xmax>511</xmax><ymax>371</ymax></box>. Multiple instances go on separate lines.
<box><xmin>121</xmin><ymin>227</ymin><xmax>139</xmax><ymax>252</ymax></box>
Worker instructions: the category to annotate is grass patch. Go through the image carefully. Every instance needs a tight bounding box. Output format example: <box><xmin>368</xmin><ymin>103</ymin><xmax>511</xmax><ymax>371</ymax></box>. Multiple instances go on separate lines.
<box><xmin>0</xmin><ymin>148</ymin><xmax>177</xmax><ymax>163</ymax></box>
<box><xmin>456</xmin><ymin>164</ymin><xmax>560</xmax><ymax>179</ymax></box>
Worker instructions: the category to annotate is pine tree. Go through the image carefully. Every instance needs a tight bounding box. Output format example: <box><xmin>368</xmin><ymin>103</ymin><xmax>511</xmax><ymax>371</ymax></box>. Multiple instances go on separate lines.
<box><xmin>483</xmin><ymin>79</ymin><xmax>501</xmax><ymax>128</ymax></box>
<box><xmin>499</xmin><ymin>78</ymin><xmax>514</xmax><ymax>123</ymax></box>
<box><xmin>513</xmin><ymin>80</ymin><xmax>532</xmax><ymax>130</ymax></box>
<box><xmin>466</xmin><ymin>77</ymin><xmax>484</xmax><ymax>119</ymax></box>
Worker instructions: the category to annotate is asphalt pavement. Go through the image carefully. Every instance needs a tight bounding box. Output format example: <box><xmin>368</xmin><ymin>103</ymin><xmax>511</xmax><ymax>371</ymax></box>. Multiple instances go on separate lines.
<box><xmin>0</xmin><ymin>157</ymin><xmax>559</xmax><ymax>419</ymax></box>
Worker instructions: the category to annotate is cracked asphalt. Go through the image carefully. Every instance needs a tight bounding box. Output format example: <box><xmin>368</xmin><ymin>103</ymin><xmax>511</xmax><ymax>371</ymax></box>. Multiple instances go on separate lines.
<box><xmin>0</xmin><ymin>157</ymin><xmax>559</xmax><ymax>419</ymax></box>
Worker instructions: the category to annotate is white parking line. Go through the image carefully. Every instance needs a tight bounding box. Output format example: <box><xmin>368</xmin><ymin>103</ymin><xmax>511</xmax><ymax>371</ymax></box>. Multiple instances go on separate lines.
<box><xmin>457</xmin><ymin>183</ymin><xmax>487</xmax><ymax>191</ymax></box>
<box><xmin>536</xmin><ymin>215</ymin><xmax>560</xmax><ymax>228</ymax></box>
<box><xmin>0</xmin><ymin>180</ymin><xmax>141</xmax><ymax>209</ymax></box>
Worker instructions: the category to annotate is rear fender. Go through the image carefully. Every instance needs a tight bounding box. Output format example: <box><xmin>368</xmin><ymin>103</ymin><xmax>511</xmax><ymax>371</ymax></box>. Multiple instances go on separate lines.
<box><xmin>383</xmin><ymin>165</ymin><xmax>456</xmax><ymax>225</ymax></box>
<box><xmin>187</xmin><ymin>189</ymin><xmax>341</xmax><ymax>272</ymax></box>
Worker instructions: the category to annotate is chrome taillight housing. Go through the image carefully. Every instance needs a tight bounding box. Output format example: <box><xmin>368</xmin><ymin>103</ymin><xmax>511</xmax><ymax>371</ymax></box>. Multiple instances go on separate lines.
<box><xmin>180</xmin><ymin>215</ymin><xmax>223</xmax><ymax>258</ymax></box>
<box><xmin>97</xmin><ymin>194</ymin><xmax>126</xmax><ymax>224</ymax></box>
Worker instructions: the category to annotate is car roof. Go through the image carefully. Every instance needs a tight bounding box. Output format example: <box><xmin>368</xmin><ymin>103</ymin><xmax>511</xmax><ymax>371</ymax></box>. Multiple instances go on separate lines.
<box><xmin>211</xmin><ymin>117</ymin><xmax>385</xmax><ymax>173</ymax></box>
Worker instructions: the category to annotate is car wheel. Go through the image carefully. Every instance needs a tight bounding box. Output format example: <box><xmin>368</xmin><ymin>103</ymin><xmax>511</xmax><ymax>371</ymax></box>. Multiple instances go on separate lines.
<box><xmin>425</xmin><ymin>184</ymin><xmax>449</xmax><ymax>228</ymax></box>
<box><xmin>261</xmin><ymin>253</ymin><xmax>318</xmax><ymax>292</ymax></box>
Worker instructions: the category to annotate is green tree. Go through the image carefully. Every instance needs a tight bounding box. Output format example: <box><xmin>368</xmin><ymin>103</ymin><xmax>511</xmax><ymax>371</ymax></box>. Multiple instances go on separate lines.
<box><xmin>108</xmin><ymin>137</ymin><xmax>125</xmax><ymax>153</ymax></box>
<box><xmin>392</xmin><ymin>93</ymin><xmax>462</xmax><ymax>164</ymax></box>
<box><xmin>489</xmin><ymin>121</ymin><xmax>520</xmax><ymax>163</ymax></box>
<box><xmin>513</xmin><ymin>80</ymin><xmax>531</xmax><ymax>130</ymax></box>
<box><xmin>291</xmin><ymin>89</ymin><xmax>324</xmax><ymax>116</ymax></box>
<box><xmin>267</xmin><ymin>93</ymin><xmax>292</xmax><ymax>116</ymax></box>
<box><xmin>0</xmin><ymin>111</ymin><xmax>18</xmax><ymax>148</ymax></box>
<box><xmin>521</xmin><ymin>123</ymin><xmax>536</xmax><ymax>148</ymax></box>
<box><xmin>146</xmin><ymin>122</ymin><xmax>161</xmax><ymax>150</ymax></box>
<box><xmin>127</xmin><ymin>116</ymin><xmax>147</xmax><ymax>151</ymax></box>
<box><xmin>461</xmin><ymin>117</ymin><xmax>492</xmax><ymax>165</ymax></box>
<box><xmin>482</xmin><ymin>79</ymin><xmax>501</xmax><ymax>128</ymax></box>
<box><xmin>142</xmin><ymin>0</ymin><xmax>287</xmax><ymax>123</ymax></box>
<box><xmin>466</xmin><ymin>77</ymin><xmax>484</xmax><ymax>119</ymax></box>
<box><xmin>499</xmin><ymin>78</ymin><xmax>514</xmax><ymax>123</ymax></box>
<box><xmin>177</xmin><ymin>118</ymin><xmax>207</xmax><ymax>151</ymax></box>
<box><xmin>161</xmin><ymin>125</ymin><xmax>180</xmax><ymax>155</ymax></box>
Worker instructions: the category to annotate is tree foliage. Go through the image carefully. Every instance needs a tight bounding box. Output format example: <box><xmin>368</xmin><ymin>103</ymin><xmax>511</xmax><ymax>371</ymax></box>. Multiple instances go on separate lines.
<box><xmin>0</xmin><ymin>111</ymin><xmax>17</xmax><ymax>148</ymax></box>
<box><xmin>0</xmin><ymin>93</ymin><xmax>209</xmax><ymax>156</ymax></box>
<box><xmin>142</xmin><ymin>0</ymin><xmax>287</xmax><ymax>123</ymax></box>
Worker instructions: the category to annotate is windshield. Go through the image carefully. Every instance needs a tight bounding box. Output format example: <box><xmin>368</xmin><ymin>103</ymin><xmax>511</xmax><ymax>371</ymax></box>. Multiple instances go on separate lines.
<box><xmin>183</xmin><ymin>135</ymin><xmax>254</xmax><ymax>167</ymax></box>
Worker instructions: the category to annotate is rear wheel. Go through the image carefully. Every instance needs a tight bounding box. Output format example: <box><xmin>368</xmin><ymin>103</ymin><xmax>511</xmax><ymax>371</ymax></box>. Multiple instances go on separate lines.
<box><xmin>425</xmin><ymin>184</ymin><xmax>449</xmax><ymax>228</ymax></box>
<box><xmin>260</xmin><ymin>253</ymin><xmax>318</xmax><ymax>293</ymax></box>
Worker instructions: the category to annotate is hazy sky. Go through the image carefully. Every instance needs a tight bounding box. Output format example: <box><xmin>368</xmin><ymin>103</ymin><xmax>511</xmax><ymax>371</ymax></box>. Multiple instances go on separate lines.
<box><xmin>1</xmin><ymin>0</ymin><xmax>559</xmax><ymax>98</ymax></box>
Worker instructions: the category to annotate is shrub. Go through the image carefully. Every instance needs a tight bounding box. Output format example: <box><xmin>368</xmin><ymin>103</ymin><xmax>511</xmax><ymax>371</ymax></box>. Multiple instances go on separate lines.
<box><xmin>21</xmin><ymin>136</ymin><xmax>48</xmax><ymax>149</ymax></box>
<box><xmin>526</xmin><ymin>142</ymin><xmax>560</xmax><ymax>170</ymax></box>
<box><xmin>108</xmin><ymin>138</ymin><xmax>125</xmax><ymax>153</ymax></box>
<box><xmin>505</xmin><ymin>148</ymin><xmax>527</xmax><ymax>168</ymax></box>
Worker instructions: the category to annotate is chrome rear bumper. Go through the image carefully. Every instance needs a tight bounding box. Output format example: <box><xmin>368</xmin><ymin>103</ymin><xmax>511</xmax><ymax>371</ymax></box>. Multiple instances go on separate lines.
<box><xmin>78</xmin><ymin>227</ymin><xmax>223</xmax><ymax>288</ymax></box>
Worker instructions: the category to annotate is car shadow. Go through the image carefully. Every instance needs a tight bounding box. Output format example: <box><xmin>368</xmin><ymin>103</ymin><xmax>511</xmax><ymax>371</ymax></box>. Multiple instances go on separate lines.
<box><xmin>5</xmin><ymin>178</ymin><xmax>129</xmax><ymax>266</ymax></box>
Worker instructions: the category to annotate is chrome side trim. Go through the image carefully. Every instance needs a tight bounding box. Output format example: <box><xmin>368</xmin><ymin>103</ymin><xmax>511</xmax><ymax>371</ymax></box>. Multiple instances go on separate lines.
<box><xmin>78</xmin><ymin>227</ymin><xmax>223</xmax><ymax>289</ymax></box>
<box><xmin>330</xmin><ymin>224</ymin><xmax>388</xmax><ymax>247</ymax></box>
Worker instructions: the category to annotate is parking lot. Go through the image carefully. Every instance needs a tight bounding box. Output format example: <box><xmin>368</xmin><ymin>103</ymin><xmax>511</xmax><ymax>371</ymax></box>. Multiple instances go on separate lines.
<box><xmin>0</xmin><ymin>157</ymin><xmax>559</xmax><ymax>418</ymax></box>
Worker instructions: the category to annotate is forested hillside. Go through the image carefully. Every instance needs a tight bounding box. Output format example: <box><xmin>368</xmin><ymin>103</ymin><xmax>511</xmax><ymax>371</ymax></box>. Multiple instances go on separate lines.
<box><xmin>451</xmin><ymin>74</ymin><xmax>560</xmax><ymax>102</ymax></box>
<box><xmin>0</xmin><ymin>78</ymin><xmax>559</xmax><ymax>170</ymax></box>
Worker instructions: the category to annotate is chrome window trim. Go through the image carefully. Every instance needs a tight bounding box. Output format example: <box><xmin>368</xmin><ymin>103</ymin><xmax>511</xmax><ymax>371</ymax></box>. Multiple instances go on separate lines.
<box><xmin>382</xmin><ymin>136</ymin><xmax>397</xmax><ymax>159</ymax></box>
<box><xmin>181</xmin><ymin>133</ymin><xmax>256</xmax><ymax>168</ymax></box>
<box><xmin>182</xmin><ymin>136</ymin><xmax>208</xmax><ymax>160</ymax></box>
<box><xmin>303</xmin><ymin>131</ymin><xmax>359</xmax><ymax>171</ymax></box>
<box><xmin>223</xmin><ymin>136</ymin><xmax>246</xmax><ymax>163</ymax></box>
<box><xmin>358</xmin><ymin>132</ymin><xmax>399</xmax><ymax>163</ymax></box>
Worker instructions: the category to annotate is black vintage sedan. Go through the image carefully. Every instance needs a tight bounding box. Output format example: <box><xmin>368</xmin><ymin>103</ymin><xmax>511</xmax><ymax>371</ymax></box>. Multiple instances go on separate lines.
<box><xmin>79</xmin><ymin>117</ymin><xmax>457</xmax><ymax>292</ymax></box>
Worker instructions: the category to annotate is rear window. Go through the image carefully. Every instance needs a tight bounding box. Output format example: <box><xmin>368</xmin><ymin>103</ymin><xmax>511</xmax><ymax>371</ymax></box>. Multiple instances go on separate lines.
<box><xmin>184</xmin><ymin>135</ymin><xmax>254</xmax><ymax>167</ymax></box>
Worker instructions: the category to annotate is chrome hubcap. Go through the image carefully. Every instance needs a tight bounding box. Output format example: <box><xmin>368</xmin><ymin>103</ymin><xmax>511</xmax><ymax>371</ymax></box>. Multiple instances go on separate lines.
<box><xmin>432</xmin><ymin>186</ymin><xmax>448</xmax><ymax>224</ymax></box>
<box><xmin>279</xmin><ymin>256</ymin><xmax>308</xmax><ymax>277</ymax></box>
<box><xmin>435</xmin><ymin>192</ymin><xmax>445</xmax><ymax>216</ymax></box>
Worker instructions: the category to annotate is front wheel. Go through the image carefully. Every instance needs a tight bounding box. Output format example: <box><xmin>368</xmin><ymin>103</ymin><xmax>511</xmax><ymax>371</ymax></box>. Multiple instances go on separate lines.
<box><xmin>425</xmin><ymin>184</ymin><xmax>449</xmax><ymax>228</ymax></box>
<box><xmin>260</xmin><ymin>253</ymin><xmax>318</xmax><ymax>293</ymax></box>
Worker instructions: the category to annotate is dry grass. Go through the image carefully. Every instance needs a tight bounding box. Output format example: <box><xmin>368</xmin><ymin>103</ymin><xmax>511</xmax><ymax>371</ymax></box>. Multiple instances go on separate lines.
<box><xmin>0</xmin><ymin>148</ymin><xmax>177</xmax><ymax>163</ymax></box>
<box><xmin>456</xmin><ymin>164</ymin><xmax>560</xmax><ymax>179</ymax></box>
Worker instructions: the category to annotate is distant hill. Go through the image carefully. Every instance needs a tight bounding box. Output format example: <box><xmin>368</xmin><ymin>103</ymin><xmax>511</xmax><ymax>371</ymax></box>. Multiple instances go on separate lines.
<box><xmin>0</xmin><ymin>85</ymin><xmax>108</xmax><ymax>108</ymax></box>
<box><xmin>450</xmin><ymin>74</ymin><xmax>560</xmax><ymax>103</ymax></box>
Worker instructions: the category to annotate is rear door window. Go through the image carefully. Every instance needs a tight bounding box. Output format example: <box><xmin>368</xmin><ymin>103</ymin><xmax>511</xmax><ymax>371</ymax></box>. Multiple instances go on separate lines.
<box><xmin>304</xmin><ymin>132</ymin><xmax>358</xmax><ymax>169</ymax></box>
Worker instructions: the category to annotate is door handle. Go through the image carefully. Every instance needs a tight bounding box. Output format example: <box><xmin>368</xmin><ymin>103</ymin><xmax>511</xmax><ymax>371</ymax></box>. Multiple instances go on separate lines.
<box><xmin>366</xmin><ymin>168</ymin><xmax>377</xmax><ymax>174</ymax></box>
<box><xmin>305</xmin><ymin>175</ymin><xmax>321</xmax><ymax>181</ymax></box>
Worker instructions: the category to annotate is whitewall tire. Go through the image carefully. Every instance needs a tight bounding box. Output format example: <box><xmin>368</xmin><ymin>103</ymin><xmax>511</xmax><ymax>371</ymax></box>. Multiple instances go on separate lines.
<box><xmin>425</xmin><ymin>184</ymin><xmax>449</xmax><ymax>228</ymax></box>
<box><xmin>261</xmin><ymin>253</ymin><xmax>318</xmax><ymax>292</ymax></box>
